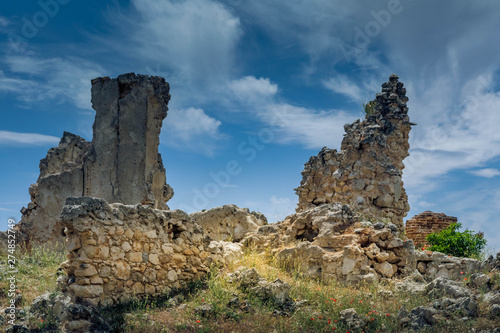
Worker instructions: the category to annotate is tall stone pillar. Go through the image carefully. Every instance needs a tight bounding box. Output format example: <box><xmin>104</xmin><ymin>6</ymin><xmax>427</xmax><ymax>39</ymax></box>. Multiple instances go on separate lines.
<box><xmin>84</xmin><ymin>73</ymin><xmax>174</xmax><ymax>209</ymax></box>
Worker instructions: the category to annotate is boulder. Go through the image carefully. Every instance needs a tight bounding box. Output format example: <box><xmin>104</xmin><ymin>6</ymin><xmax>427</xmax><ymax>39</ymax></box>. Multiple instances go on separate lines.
<box><xmin>340</xmin><ymin>308</ymin><xmax>366</xmax><ymax>330</ymax></box>
<box><xmin>190</xmin><ymin>205</ymin><xmax>267</xmax><ymax>242</ymax></box>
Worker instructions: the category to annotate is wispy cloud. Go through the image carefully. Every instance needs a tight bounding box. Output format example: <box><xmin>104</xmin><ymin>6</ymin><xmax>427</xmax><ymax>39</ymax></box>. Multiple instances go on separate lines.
<box><xmin>262</xmin><ymin>103</ymin><xmax>355</xmax><ymax>149</ymax></box>
<box><xmin>322</xmin><ymin>75</ymin><xmax>363</xmax><ymax>102</ymax></box>
<box><xmin>162</xmin><ymin>107</ymin><xmax>227</xmax><ymax>156</ymax></box>
<box><xmin>404</xmin><ymin>74</ymin><xmax>500</xmax><ymax>190</ymax></box>
<box><xmin>1</xmin><ymin>54</ymin><xmax>105</xmax><ymax>109</ymax></box>
<box><xmin>270</xmin><ymin>195</ymin><xmax>292</xmax><ymax>205</ymax></box>
<box><xmin>0</xmin><ymin>131</ymin><xmax>59</xmax><ymax>146</ymax></box>
<box><xmin>108</xmin><ymin>0</ymin><xmax>242</xmax><ymax>87</ymax></box>
<box><xmin>470</xmin><ymin>168</ymin><xmax>500</xmax><ymax>178</ymax></box>
<box><xmin>229</xmin><ymin>76</ymin><xmax>278</xmax><ymax>103</ymax></box>
<box><xmin>226</xmin><ymin>74</ymin><xmax>358</xmax><ymax>149</ymax></box>
<box><xmin>0</xmin><ymin>16</ymin><xmax>10</xmax><ymax>27</ymax></box>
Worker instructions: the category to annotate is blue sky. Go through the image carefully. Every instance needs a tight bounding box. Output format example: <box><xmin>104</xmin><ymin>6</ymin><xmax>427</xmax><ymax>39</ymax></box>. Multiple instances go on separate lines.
<box><xmin>1</xmin><ymin>0</ymin><xmax>500</xmax><ymax>252</ymax></box>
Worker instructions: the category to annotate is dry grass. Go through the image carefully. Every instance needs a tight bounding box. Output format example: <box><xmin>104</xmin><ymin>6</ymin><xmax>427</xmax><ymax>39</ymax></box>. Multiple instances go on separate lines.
<box><xmin>0</xmin><ymin>244</ymin><xmax>66</xmax><ymax>309</ymax></box>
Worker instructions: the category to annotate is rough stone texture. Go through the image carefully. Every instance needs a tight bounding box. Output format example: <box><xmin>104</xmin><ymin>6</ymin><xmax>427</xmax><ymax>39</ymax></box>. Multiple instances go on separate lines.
<box><xmin>426</xmin><ymin>277</ymin><xmax>470</xmax><ymax>299</ymax></box>
<box><xmin>24</xmin><ymin>292</ymin><xmax>111</xmax><ymax>333</ymax></box>
<box><xmin>227</xmin><ymin>268</ymin><xmax>291</xmax><ymax>305</ymax></box>
<box><xmin>84</xmin><ymin>73</ymin><xmax>173</xmax><ymax>209</ymax></box>
<box><xmin>340</xmin><ymin>308</ymin><xmax>366</xmax><ymax>330</ymax></box>
<box><xmin>17</xmin><ymin>132</ymin><xmax>91</xmax><ymax>244</ymax></box>
<box><xmin>189</xmin><ymin>205</ymin><xmax>267</xmax><ymax>242</ymax></box>
<box><xmin>415</xmin><ymin>250</ymin><xmax>482</xmax><ymax>281</ymax></box>
<box><xmin>295</xmin><ymin>74</ymin><xmax>412</xmax><ymax>231</ymax></box>
<box><xmin>17</xmin><ymin>73</ymin><xmax>173</xmax><ymax>245</ymax></box>
<box><xmin>405</xmin><ymin>211</ymin><xmax>457</xmax><ymax>247</ymax></box>
<box><xmin>244</xmin><ymin>203</ymin><xmax>417</xmax><ymax>283</ymax></box>
<box><xmin>59</xmin><ymin>197</ymin><xmax>223</xmax><ymax>307</ymax></box>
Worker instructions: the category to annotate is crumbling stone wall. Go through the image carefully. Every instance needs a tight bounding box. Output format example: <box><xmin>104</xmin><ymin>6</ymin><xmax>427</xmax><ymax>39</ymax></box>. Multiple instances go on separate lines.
<box><xmin>416</xmin><ymin>250</ymin><xmax>482</xmax><ymax>281</ymax></box>
<box><xmin>405</xmin><ymin>211</ymin><xmax>457</xmax><ymax>247</ymax></box>
<box><xmin>18</xmin><ymin>132</ymin><xmax>91</xmax><ymax>244</ymax></box>
<box><xmin>60</xmin><ymin>197</ymin><xmax>224</xmax><ymax>307</ymax></box>
<box><xmin>295</xmin><ymin>74</ymin><xmax>412</xmax><ymax>231</ymax></box>
<box><xmin>18</xmin><ymin>73</ymin><xmax>174</xmax><ymax>245</ymax></box>
<box><xmin>244</xmin><ymin>203</ymin><xmax>417</xmax><ymax>283</ymax></box>
<box><xmin>189</xmin><ymin>205</ymin><xmax>267</xmax><ymax>242</ymax></box>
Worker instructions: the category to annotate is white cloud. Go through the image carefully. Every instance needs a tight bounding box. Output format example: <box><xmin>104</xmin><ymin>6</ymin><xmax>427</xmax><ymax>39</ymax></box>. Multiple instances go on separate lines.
<box><xmin>110</xmin><ymin>0</ymin><xmax>242</xmax><ymax>86</ymax></box>
<box><xmin>1</xmin><ymin>55</ymin><xmax>105</xmax><ymax>109</ymax></box>
<box><xmin>260</xmin><ymin>103</ymin><xmax>357</xmax><ymax>150</ymax></box>
<box><xmin>270</xmin><ymin>195</ymin><xmax>292</xmax><ymax>205</ymax></box>
<box><xmin>0</xmin><ymin>131</ymin><xmax>59</xmax><ymax>146</ymax></box>
<box><xmin>404</xmin><ymin>73</ymin><xmax>500</xmax><ymax>190</ymax></box>
<box><xmin>230</xmin><ymin>76</ymin><xmax>278</xmax><ymax>102</ymax></box>
<box><xmin>226</xmin><ymin>75</ymin><xmax>360</xmax><ymax>150</ymax></box>
<box><xmin>470</xmin><ymin>168</ymin><xmax>500</xmax><ymax>178</ymax></box>
<box><xmin>267</xmin><ymin>195</ymin><xmax>296</xmax><ymax>222</ymax></box>
<box><xmin>323</xmin><ymin>75</ymin><xmax>363</xmax><ymax>102</ymax></box>
<box><xmin>163</xmin><ymin>107</ymin><xmax>226</xmax><ymax>155</ymax></box>
<box><xmin>430</xmin><ymin>183</ymin><xmax>500</xmax><ymax>251</ymax></box>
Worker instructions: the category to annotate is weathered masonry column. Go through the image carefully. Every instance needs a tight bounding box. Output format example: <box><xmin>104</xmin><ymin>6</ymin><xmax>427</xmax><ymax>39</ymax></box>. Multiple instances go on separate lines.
<box><xmin>84</xmin><ymin>73</ymin><xmax>174</xmax><ymax>209</ymax></box>
<box><xmin>295</xmin><ymin>74</ymin><xmax>413</xmax><ymax>231</ymax></box>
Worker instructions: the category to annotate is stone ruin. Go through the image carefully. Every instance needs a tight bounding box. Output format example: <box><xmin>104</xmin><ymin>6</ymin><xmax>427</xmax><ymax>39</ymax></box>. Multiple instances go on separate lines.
<box><xmin>405</xmin><ymin>211</ymin><xmax>457</xmax><ymax>247</ymax></box>
<box><xmin>295</xmin><ymin>74</ymin><xmax>412</xmax><ymax>232</ymax></box>
<box><xmin>60</xmin><ymin>197</ymin><xmax>225</xmax><ymax>307</ymax></box>
<box><xmin>4</xmin><ymin>73</ymin><xmax>266</xmax><ymax>320</ymax></box>
<box><xmin>241</xmin><ymin>75</ymin><xmax>484</xmax><ymax>284</ymax></box>
<box><xmin>16</xmin><ymin>74</ymin><xmax>174</xmax><ymax>245</ymax></box>
<box><xmin>7</xmin><ymin>73</ymin><xmax>499</xmax><ymax>332</ymax></box>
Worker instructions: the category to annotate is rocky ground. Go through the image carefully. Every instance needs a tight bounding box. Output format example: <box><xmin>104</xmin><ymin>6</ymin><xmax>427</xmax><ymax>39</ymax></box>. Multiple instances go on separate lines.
<box><xmin>2</xmin><ymin>245</ymin><xmax>500</xmax><ymax>332</ymax></box>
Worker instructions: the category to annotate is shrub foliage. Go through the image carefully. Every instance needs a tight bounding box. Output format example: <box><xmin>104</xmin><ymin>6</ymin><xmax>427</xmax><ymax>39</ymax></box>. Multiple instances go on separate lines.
<box><xmin>426</xmin><ymin>222</ymin><xmax>486</xmax><ymax>258</ymax></box>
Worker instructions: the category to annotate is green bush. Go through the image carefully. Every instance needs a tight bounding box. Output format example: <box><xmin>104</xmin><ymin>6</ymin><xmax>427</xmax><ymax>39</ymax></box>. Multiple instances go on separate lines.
<box><xmin>362</xmin><ymin>101</ymin><xmax>376</xmax><ymax>116</ymax></box>
<box><xmin>426</xmin><ymin>222</ymin><xmax>486</xmax><ymax>259</ymax></box>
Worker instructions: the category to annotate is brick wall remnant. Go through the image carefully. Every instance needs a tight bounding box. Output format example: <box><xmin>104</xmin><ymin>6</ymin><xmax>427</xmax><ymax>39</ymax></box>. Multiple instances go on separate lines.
<box><xmin>405</xmin><ymin>211</ymin><xmax>457</xmax><ymax>247</ymax></box>
<box><xmin>60</xmin><ymin>197</ymin><xmax>224</xmax><ymax>307</ymax></box>
<box><xmin>18</xmin><ymin>73</ymin><xmax>174</xmax><ymax>245</ymax></box>
<box><xmin>295</xmin><ymin>74</ymin><xmax>413</xmax><ymax>231</ymax></box>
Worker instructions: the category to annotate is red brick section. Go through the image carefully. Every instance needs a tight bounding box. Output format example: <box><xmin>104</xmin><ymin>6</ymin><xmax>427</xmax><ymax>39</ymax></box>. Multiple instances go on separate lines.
<box><xmin>405</xmin><ymin>211</ymin><xmax>457</xmax><ymax>247</ymax></box>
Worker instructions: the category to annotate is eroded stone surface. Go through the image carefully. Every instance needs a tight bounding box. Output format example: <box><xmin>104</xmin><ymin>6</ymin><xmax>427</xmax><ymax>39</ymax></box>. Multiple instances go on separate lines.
<box><xmin>59</xmin><ymin>197</ymin><xmax>223</xmax><ymax>307</ymax></box>
<box><xmin>84</xmin><ymin>73</ymin><xmax>173</xmax><ymax>209</ymax></box>
<box><xmin>18</xmin><ymin>132</ymin><xmax>91</xmax><ymax>244</ymax></box>
<box><xmin>17</xmin><ymin>73</ymin><xmax>173</xmax><ymax>245</ymax></box>
<box><xmin>295</xmin><ymin>74</ymin><xmax>412</xmax><ymax>231</ymax></box>
<box><xmin>189</xmin><ymin>205</ymin><xmax>267</xmax><ymax>242</ymax></box>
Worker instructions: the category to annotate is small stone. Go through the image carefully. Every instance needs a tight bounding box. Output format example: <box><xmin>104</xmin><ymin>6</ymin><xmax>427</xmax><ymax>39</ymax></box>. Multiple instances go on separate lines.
<box><xmin>489</xmin><ymin>304</ymin><xmax>500</xmax><ymax>319</ymax></box>
<box><xmin>122</xmin><ymin>242</ymin><xmax>132</xmax><ymax>252</ymax></box>
<box><xmin>90</xmin><ymin>276</ymin><xmax>103</xmax><ymax>284</ymax></box>
<box><xmin>115</xmin><ymin>260</ymin><xmax>131</xmax><ymax>280</ymax></box>
<box><xmin>149</xmin><ymin>254</ymin><xmax>160</xmax><ymax>265</ymax></box>
<box><xmin>70</xmin><ymin>284</ymin><xmax>103</xmax><ymax>298</ymax></box>
<box><xmin>125</xmin><ymin>229</ymin><xmax>134</xmax><ymax>239</ymax></box>
<box><xmin>374</xmin><ymin>261</ymin><xmax>396</xmax><ymax>278</ymax></box>
<box><xmin>167</xmin><ymin>270</ymin><xmax>178</xmax><ymax>281</ymax></box>
<box><xmin>128</xmin><ymin>252</ymin><xmax>143</xmax><ymax>263</ymax></box>
<box><xmin>74</xmin><ymin>264</ymin><xmax>98</xmax><ymax>277</ymax></box>
<box><xmin>194</xmin><ymin>303</ymin><xmax>214</xmax><ymax>318</ymax></box>
<box><xmin>162</xmin><ymin>245</ymin><xmax>174</xmax><ymax>254</ymax></box>
<box><xmin>67</xmin><ymin>238</ymin><xmax>81</xmax><ymax>251</ymax></box>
